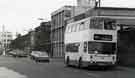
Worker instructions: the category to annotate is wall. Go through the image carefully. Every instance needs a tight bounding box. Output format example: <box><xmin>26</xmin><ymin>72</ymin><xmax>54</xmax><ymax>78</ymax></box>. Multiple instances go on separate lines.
<box><xmin>118</xmin><ymin>29</ymin><xmax>135</xmax><ymax>67</ymax></box>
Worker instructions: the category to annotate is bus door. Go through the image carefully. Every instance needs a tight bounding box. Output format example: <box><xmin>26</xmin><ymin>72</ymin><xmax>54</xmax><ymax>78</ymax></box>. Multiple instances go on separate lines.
<box><xmin>76</xmin><ymin>42</ymin><xmax>83</xmax><ymax>61</ymax></box>
<box><xmin>82</xmin><ymin>42</ymin><xmax>89</xmax><ymax>61</ymax></box>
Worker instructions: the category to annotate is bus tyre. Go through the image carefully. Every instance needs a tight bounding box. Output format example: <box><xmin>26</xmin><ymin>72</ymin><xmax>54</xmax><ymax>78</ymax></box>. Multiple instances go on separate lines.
<box><xmin>78</xmin><ymin>58</ymin><xmax>82</xmax><ymax>68</ymax></box>
<box><xmin>65</xmin><ymin>57</ymin><xmax>70</xmax><ymax>66</ymax></box>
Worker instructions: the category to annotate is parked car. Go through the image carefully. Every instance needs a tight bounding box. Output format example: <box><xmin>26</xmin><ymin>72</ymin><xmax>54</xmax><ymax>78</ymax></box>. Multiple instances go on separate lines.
<box><xmin>8</xmin><ymin>51</ymin><xmax>16</xmax><ymax>56</ymax></box>
<box><xmin>30</xmin><ymin>51</ymin><xmax>38</xmax><ymax>59</ymax></box>
<box><xmin>8</xmin><ymin>49</ymin><xmax>28</xmax><ymax>57</ymax></box>
<box><xmin>30</xmin><ymin>51</ymin><xmax>50</xmax><ymax>62</ymax></box>
<box><xmin>16</xmin><ymin>50</ymin><xmax>28</xmax><ymax>57</ymax></box>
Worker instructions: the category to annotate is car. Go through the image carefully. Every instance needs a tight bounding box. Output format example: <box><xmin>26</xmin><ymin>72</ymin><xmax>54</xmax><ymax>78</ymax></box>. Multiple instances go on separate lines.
<box><xmin>15</xmin><ymin>50</ymin><xmax>28</xmax><ymax>57</ymax></box>
<box><xmin>8</xmin><ymin>49</ymin><xmax>28</xmax><ymax>57</ymax></box>
<box><xmin>30</xmin><ymin>51</ymin><xmax>50</xmax><ymax>62</ymax></box>
<box><xmin>8</xmin><ymin>51</ymin><xmax>16</xmax><ymax>56</ymax></box>
<box><xmin>30</xmin><ymin>51</ymin><xmax>38</xmax><ymax>59</ymax></box>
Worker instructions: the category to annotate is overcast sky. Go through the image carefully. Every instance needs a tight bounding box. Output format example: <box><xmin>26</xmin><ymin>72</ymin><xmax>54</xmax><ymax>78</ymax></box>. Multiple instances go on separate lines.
<box><xmin>0</xmin><ymin>0</ymin><xmax>135</xmax><ymax>37</ymax></box>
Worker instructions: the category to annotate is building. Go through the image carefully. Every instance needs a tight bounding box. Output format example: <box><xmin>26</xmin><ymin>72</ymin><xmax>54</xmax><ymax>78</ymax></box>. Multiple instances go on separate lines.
<box><xmin>33</xmin><ymin>21</ymin><xmax>51</xmax><ymax>54</ymax></box>
<box><xmin>77</xmin><ymin>0</ymin><xmax>96</xmax><ymax>8</ymax></box>
<box><xmin>68</xmin><ymin>7</ymin><xmax>135</xmax><ymax>24</ymax></box>
<box><xmin>0</xmin><ymin>31</ymin><xmax>13</xmax><ymax>54</ymax></box>
<box><xmin>10</xmin><ymin>32</ymin><xmax>30</xmax><ymax>51</ymax></box>
<box><xmin>0</xmin><ymin>32</ymin><xmax>12</xmax><ymax>49</ymax></box>
<box><xmin>51</xmin><ymin>6</ymin><xmax>73</xmax><ymax>57</ymax></box>
<box><xmin>10</xmin><ymin>21</ymin><xmax>51</xmax><ymax>55</ymax></box>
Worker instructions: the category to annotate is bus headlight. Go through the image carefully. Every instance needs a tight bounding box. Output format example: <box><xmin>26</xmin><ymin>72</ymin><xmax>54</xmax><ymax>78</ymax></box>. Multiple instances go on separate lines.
<box><xmin>90</xmin><ymin>56</ymin><xmax>93</xmax><ymax>63</ymax></box>
<box><xmin>90</xmin><ymin>56</ymin><xmax>93</xmax><ymax>59</ymax></box>
<box><xmin>112</xmin><ymin>56</ymin><xmax>115</xmax><ymax>61</ymax></box>
<box><xmin>94</xmin><ymin>50</ymin><xmax>98</xmax><ymax>54</ymax></box>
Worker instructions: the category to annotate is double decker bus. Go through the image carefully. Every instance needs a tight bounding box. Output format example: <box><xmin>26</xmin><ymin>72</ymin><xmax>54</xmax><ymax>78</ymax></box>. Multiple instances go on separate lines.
<box><xmin>64</xmin><ymin>16</ymin><xmax>117</xmax><ymax>67</ymax></box>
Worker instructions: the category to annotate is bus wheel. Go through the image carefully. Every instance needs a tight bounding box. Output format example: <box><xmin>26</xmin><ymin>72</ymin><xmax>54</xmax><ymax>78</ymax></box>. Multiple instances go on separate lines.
<box><xmin>65</xmin><ymin>57</ymin><xmax>70</xmax><ymax>66</ymax></box>
<box><xmin>78</xmin><ymin>58</ymin><xmax>82</xmax><ymax>68</ymax></box>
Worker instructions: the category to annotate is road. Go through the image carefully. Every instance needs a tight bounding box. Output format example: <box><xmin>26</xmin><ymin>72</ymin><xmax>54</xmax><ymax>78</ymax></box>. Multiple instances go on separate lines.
<box><xmin>0</xmin><ymin>56</ymin><xmax>134</xmax><ymax>78</ymax></box>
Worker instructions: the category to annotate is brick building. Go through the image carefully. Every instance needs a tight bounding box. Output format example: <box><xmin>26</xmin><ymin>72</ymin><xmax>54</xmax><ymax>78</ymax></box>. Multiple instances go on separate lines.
<box><xmin>32</xmin><ymin>21</ymin><xmax>51</xmax><ymax>54</ymax></box>
<box><xmin>10</xmin><ymin>21</ymin><xmax>51</xmax><ymax>55</ymax></box>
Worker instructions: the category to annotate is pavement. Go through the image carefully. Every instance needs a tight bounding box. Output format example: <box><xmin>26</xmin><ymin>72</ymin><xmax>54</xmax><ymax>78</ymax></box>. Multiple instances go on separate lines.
<box><xmin>0</xmin><ymin>67</ymin><xmax>27</xmax><ymax>78</ymax></box>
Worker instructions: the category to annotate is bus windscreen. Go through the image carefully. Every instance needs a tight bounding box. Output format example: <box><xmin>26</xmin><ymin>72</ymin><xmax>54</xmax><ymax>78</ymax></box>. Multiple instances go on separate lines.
<box><xmin>88</xmin><ymin>42</ymin><xmax>116</xmax><ymax>54</ymax></box>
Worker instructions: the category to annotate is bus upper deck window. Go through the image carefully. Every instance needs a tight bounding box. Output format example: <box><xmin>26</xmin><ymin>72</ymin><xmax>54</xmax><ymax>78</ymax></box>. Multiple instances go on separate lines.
<box><xmin>72</xmin><ymin>24</ymin><xmax>76</xmax><ymax>32</ymax></box>
<box><xmin>104</xmin><ymin>20</ymin><xmax>116</xmax><ymax>30</ymax></box>
<box><xmin>67</xmin><ymin>26</ymin><xmax>72</xmax><ymax>33</ymax></box>
<box><xmin>76</xmin><ymin>24</ymin><xmax>80</xmax><ymax>32</ymax></box>
<box><xmin>84</xmin><ymin>20</ymin><xmax>89</xmax><ymax>29</ymax></box>
<box><xmin>90</xmin><ymin>18</ymin><xmax>103</xmax><ymax>29</ymax></box>
<box><xmin>66</xmin><ymin>26</ymin><xmax>70</xmax><ymax>33</ymax></box>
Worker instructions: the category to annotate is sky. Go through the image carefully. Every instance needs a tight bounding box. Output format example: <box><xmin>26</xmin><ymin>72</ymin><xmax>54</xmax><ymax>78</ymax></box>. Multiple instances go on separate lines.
<box><xmin>0</xmin><ymin>0</ymin><xmax>135</xmax><ymax>37</ymax></box>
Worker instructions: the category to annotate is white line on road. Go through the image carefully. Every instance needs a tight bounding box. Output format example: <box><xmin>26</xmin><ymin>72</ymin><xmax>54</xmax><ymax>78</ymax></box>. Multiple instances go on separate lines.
<box><xmin>72</xmin><ymin>69</ymin><xmax>100</xmax><ymax>78</ymax></box>
<box><xmin>86</xmin><ymin>72</ymin><xmax>101</xmax><ymax>78</ymax></box>
<box><xmin>0</xmin><ymin>67</ymin><xmax>27</xmax><ymax>78</ymax></box>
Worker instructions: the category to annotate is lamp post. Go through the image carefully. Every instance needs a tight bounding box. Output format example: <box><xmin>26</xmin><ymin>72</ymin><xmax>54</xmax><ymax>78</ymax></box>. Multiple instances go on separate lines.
<box><xmin>2</xmin><ymin>25</ymin><xmax>6</xmax><ymax>56</ymax></box>
<box><xmin>99</xmin><ymin>0</ymin><xmax>101</xmax><ymax>7</ymax></box>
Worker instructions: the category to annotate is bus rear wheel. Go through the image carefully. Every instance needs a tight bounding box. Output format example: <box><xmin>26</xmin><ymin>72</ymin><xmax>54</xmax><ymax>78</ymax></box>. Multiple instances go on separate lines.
<box><xmin>65</xmin><ymin>57</ymin><xmax>70</xmax><ymax>66</ymax></box>
<box><xmin>78</xmin><ymin>58</ymin><xmax>82</xmax><ymax>68</ymax></box>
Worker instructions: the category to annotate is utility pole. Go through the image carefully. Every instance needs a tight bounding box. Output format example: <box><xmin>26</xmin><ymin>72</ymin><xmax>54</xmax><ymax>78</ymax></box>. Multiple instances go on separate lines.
<box><xmin>99</xmin><ymin>0</ymin><xmax>101</xmax><ymax>7</ymax></box>
<box><xmin>2</xmin><ymin>25</ymin><xmax>5</xmax><ymax>55</ymax></box>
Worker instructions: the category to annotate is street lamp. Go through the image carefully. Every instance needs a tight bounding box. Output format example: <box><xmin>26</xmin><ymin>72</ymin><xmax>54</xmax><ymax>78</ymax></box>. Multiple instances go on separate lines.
<box><xmin>99</xmin><ymin>0</ymin><xmax>101</xmax><ymax>7</ymax></box>
<box><xmin>38</xmin><ymin>18</ymin><xmax>45</xmax><ymax>21</ymax></box>
<box><xmin>37</xmin><ymin>18</ymin><xmax>48</xmax><ymax>23</ymax></box>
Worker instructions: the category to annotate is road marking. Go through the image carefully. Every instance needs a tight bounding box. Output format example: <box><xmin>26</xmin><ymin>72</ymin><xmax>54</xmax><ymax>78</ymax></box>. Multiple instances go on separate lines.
<box><xmin>72</xmin><ymin>69</ymin><xmax>100</xmax><ymax>78</ymax></box>
<box><xmin>86</xmin><ymin>72</ymin><xmax>101</xmax><ymax>78</ymax></box>
<box><xmin>0</xmin><ymin>67</ymin><xmax>27</xmax><ymax>78</ymax></box>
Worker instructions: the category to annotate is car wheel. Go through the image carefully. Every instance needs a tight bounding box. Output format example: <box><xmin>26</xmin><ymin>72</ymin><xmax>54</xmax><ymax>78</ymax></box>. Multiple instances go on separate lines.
<box><xmin>33</xmin><ymin>57</ymin><xmax>35</xmax><ymax>60</ymax></box>
<box><xmin>30</xmin><ymin>56</ymin><xmax>33</xmax><ymax>59</ymax></box>
<box><xmin>47</xmin><ymin>60</ymin><xmax>50</xmax><ymax>63</ymax></box>
<box><xmin>35</xmin><ymin>59</ymin><xmax>38</xmax><ymax>63</ymax></box>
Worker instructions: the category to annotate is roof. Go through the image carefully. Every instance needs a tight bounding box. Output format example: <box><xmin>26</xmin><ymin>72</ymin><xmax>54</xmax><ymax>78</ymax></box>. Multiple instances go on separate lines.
<box><xmin>95</xmin><ymin>7</ymin><xmax>135</xmax><ymax>11</ymax></box>
<box><xmin>51</xmin><ymin>5</ymin><xmax>74</xmax><ymax>16</ymax></box>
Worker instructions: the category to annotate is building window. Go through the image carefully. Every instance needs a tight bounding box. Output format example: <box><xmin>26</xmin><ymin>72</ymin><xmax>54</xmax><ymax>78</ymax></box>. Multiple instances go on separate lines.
<box><xmin>64</xmin><ymin>10</ymin><xmax>71</xmax><ymax>17</ymax></box>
